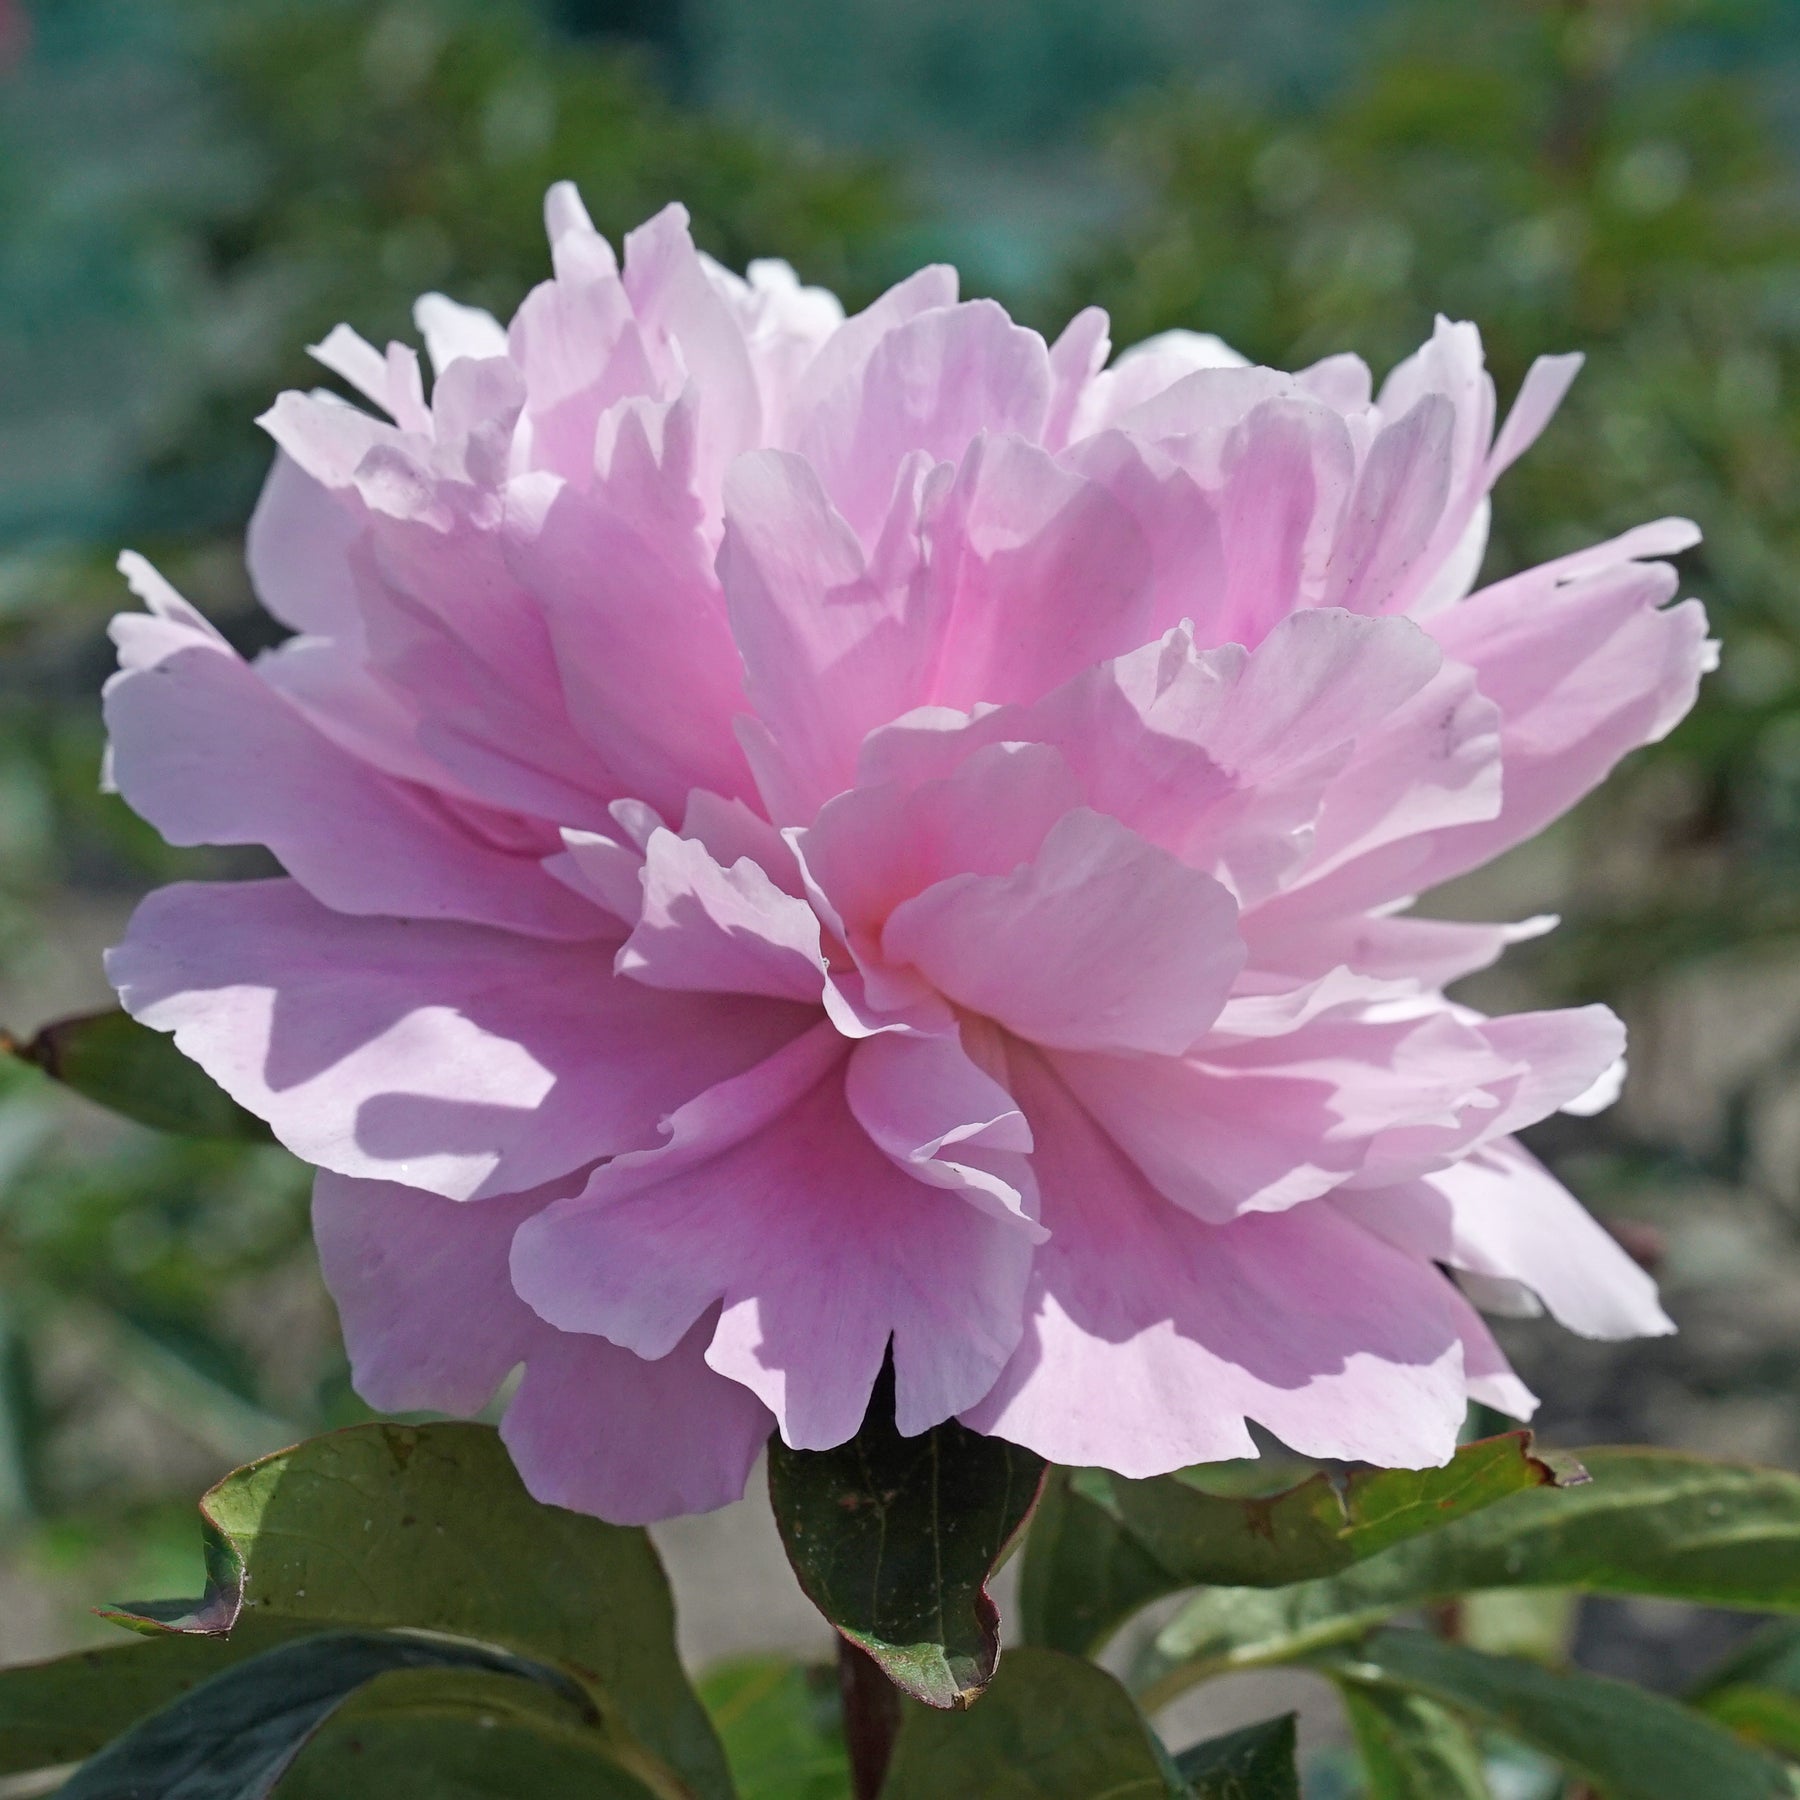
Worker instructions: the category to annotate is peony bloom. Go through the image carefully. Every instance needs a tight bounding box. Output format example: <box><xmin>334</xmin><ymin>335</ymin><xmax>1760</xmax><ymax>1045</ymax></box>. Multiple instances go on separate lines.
<box><xmin>105</xmin><ymin>186</ymin><xmax>1707</xmax><ymax>1523</ymax></box>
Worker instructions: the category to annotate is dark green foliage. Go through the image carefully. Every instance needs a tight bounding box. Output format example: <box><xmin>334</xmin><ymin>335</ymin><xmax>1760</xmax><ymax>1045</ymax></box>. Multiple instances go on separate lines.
<box><xmin>57</xmin><ymin>1632</ymin><xmax>614</xmax><ymax>1800</ymax></box>
<box><xmin>7</xmin><ymin>1009</ymin><xmax>269</xmax><ymax>1140</ymax></box>
<box><xmin>1327</xmin><ymin>1628</ymin><xmax>1795</xmax><ymax>1800</ymax></box>
<box><xmin>1021</xmin><ymin>1433</ymin><xmax>1568</xmax><ymax>1655</ymax></box>
<box><xmin>879</xmin><ymin>1647</ymin><xmax>1186</xmax><ymax>1799</ymax></box>
<box><xmin>767</xmin><ymin>1364</ymin><xmax>1046</xmax><ymax>1708</ymax></box>
<box><xmin>1173</xmin><ymin>1712</ymin><xmax>1301</xmax><ymax>1800</ymax></box>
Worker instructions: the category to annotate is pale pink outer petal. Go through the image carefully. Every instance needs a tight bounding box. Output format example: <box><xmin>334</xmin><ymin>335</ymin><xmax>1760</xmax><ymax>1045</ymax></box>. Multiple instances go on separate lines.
<box><xmin>960</xmin><ymin>1051</ymin><xmax>1468</xmax><ymax>1473</ymax></box>
<box><xmin>616</xmin><ymin>828</ymin><xmax>825</xmax><ymax>1003</ymax></box>
<box><xmin>246</xmin><ymin>452</ymin><xmax>365</xmax><ymax>638</ymax></box>
<box><xmin>1400</xmin><ymin>556</ymin><xmax>1711</xmax><ymax>889</ymax></box>
<box><xmin>1240</xmin><ymin>908</ymin><xmax>1556</xmax><ymax>987</ymax></box>
<box><xmin>882</xmin><ymin>808</ymin><xmax>1245</xmax><ymax>1056</ymax></box>
<box><xmin>1449</xmin><ymin>1285</ymin><xmax>1540</xmax><ymax>1420</ymax></box>
<box><xmin>312</xmin><ymin>1171</ymin><xmax>548</xmax><ymax>1414</ymax></box>
<box><xmin>1337</xmin><ymin>1139</ymin><xmax>1673</xmax><ymax>1339</ymax></box>
<box><xmin>502</xmin><ymin>1318</ymin><xmax>774</xmax><ymax>1526</ymax></box>
<box><xmin>510</xmin><ymin>1025</ymin><xmax>1034</xmax><ymax>1448</ymax></box>
<box><xmin>108</xmin><ymin>880</ymin><xmax>814</xmax><ymax>1201</ymax></box>
<box><xmin>104</xmin><ymin>604</ymin><xmax>602</xmax><ymax>940</ymax></box>
<box><xmin>314</xmin><ymin>1167</ymin><xmax>770</xmax><ymax>1525</ymax></box>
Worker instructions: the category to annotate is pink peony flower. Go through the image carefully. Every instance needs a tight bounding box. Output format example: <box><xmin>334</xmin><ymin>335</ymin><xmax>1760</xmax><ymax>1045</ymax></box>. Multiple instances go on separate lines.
<box><xmin>104</xmin><ymin>186</ymin><xmax>1707</xmax><ymax>1523</ymax></box>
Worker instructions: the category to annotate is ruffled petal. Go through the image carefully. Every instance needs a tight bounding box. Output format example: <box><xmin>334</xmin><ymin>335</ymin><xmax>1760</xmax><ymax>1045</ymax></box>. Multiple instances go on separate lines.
<box><xmin>882</xmin><ymin>808</ymin><xmax>1244</xmax><ymax>1056</ymax></box>
<box><xmin>501</xmin><ymin>1316</ymin><xmax>774</xmax><ymax>1526</ymax></box>
<box><xmin>313</xmin><ymin>1170</ymin><xmax>545</xmax><ymax>1415</ymax></box>
<box><xmin>1338</xmin><ymin>1139</ymin><xmax>1672</xmax><ymax>1339</ymax></box>
<box><xmin>108</xmin><ymin>879</ymin><xmax>814</xmax><ymax>1201</ymax></box>
<box><xmin>105</xmin><ymin>582</ymin><xmax>602</xmax><ymax>940</ymax></box>
<box><xmin>511</xmin><ymin>1025</ymin><xmax>1033</xmax><ymax>1448</ymax></box>
<box><xmin>960</xmin><ymin>1051</ymin><xmax>1468</xmax><ymax>1472</ymax></box>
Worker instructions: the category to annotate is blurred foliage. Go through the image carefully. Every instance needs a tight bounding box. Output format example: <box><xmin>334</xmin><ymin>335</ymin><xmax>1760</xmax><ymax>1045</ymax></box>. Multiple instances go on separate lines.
<box><xmin>1065</xmin><ymin>0</ymin><xmax>1800</xmax><ymax>1003</ymax></box>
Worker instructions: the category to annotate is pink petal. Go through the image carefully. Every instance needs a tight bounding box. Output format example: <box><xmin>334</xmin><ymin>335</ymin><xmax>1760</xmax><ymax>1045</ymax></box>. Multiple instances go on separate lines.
<box><xmin>920</xmin><ymin>434</ymin><xmax>1155</xmax><ymax>711</ymax></box>
<box><xmin>882</xmin><ymin>808</ymin><xmax>1244</xmax><ymax>1056</ymax></box>
<box><xmin>797</xmin><ymin>299</ymin><xmax>1051</xmax><ymax>539</ymax></box>
<box><xmin>246</xmin><ymin>453</ymin><xmax>364</xmax><ymax>638</ymax></box>
<box><xmin>621</xmin><ymin>202</ymin><xmax>762</xmax><ymax>493</ymax></box>
<box><xmin>105</xmin><ymin>602</ymin><xmax>602</xmax><ymax>940</ymax></box>
<box><xmin>720</xmin><ymin>448</ymin><xmax>939</xmax><ymax>814</ymax></box>
<box><xmin>1323</xmin><ymin>395</ymin><xmax>1455</xmax><ymax>615</ymax></box>
<box><xmin>1488</xmin><ymin>352</ymin><xmax>1583</xmax><ymax>481</ymax></box>
<box><xmin>505</xmin><ymin>412</ymin><xmax>754</xmax><ymax>817</ymax></box>
<box><xmin>511</xmin><ymin>1025</ymin><xmax>1033</xmax><ymax>1447</ymax></box>
<box><xmin>1403</xmin><ymin>554</ymin><xmax>1711</xmax><ymax>891</ymax></box>
<box><xmin>108</xmin><ymin>879</ymin><xmax>813</xmax><ymax>1201</ymax></box>
<box><xmin>312</xmin><ymin>1170</ymin><xmax>547</xmax><ymax>1414</ymax></box>
<box><xmin>617</xmin><ymin>828</ymin><xmax>825</xmax><ymax>1003</ymax></box>
<box><xmin>844</xmin><ymin>1026</ymin><xmax>1044</xmax><ymax>1237</ymax></box>
<box><xmin>797</xmin><ymin>740</ymin><xmax>1085</xmax><ymax>953</ymax></box>
<box><xmin>413</xmin><ymin>293</ymin><xmax>509</xmax><ymax>374</ymax></box>
<box><xmin>1043</xmin><ymin>305</ymin><xmax>1110</xmax><ymax>450</ymax></box>
<box><xmin>961</xmin><ymin>1051</ymin><xmax>1468</xmax><ymax>1472</ymax></box>
<box><xmin>1211</xmin><ymin>397</ymin><xmax>1355</xmax><ymax>645</ymax></box>
<box><xmin>1338</xmin><ymin>1139</ymin><xmax>1673</xmax><ymax>1339</ymax></box>
<box><xmin>502</xmin><ymin>1316</ymin><xmax>774</xmax><ymax>1525</ymax></box>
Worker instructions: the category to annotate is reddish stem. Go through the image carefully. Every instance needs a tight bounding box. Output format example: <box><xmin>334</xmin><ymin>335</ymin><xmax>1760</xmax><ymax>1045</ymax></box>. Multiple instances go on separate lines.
<box><xmin>837</xmin><ymin>1637</ymin><xmax>902</xmax><ymax>1800</ymax></box>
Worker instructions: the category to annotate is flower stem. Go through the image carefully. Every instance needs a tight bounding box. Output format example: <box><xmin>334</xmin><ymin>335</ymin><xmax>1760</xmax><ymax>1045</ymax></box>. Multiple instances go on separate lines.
<box><xmin>837</xmin><ymin>1636</ymin><xmax>901</xmax><ymax>1800</ymax></box>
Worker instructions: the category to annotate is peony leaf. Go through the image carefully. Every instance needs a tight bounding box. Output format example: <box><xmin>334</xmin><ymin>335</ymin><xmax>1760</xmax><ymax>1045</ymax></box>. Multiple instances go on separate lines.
<box><xmin>96</xmin><ymin>1421</ymin><xmax>732</xmax><ymax>1800</ymax></box>
<box><xmin>879</xmin><ymin>1646</ymin><xmax>1184</xmax><ymax>1798</ymax></box>
<box><xmin>1696</xmin><ymin>1686</ymin><xmax>1800</xmax><ymax>1760</ymax></box>
<box><xmin>1022</xmin><ymin>1432</ymin><xmax>1570</xmax><ymax>1656</ymax></box>
<box><xmin>766</xmin><ymin>1366</ymin><xmax>1047</xmax><ymax>1709</ymax></box>
<box><xmin>697</xmin><ymin>1657</ymin><xmax>851</xmax><ymax>1800</ymax></box>
<box><xmin>1145</xmin><ymin>1448</ymin><xmax>1800</xmax><ymax>1701</ymax></box>
<box><xmin>4</xmin><ymin>1008</ymin><xmax>269</xmax><ymax>1140</ymax></box>
<box><xmin>1172</xmin><ymin>1712</ymin><xmax>1301</xmax><ymax>1798</ymax></box>
<box><xmin>1336</xmin><ymin>1683</ymin><xmax>1491</xmax><ymax>1799</ymax></box>
<box><xmin>55</xmin><ymin>1632</ymin><xmax>615</xmax><ymax>1800</ymax></box>
<box><xmin>0</xmin><ymin>1629</ymin><xmax>299</xmax><ymax>1777</ymax></box>
<box><xmin>1324</xmin><ymin>1629</ymin><xmax>1795</xmax><ymax>1800</ymax></box>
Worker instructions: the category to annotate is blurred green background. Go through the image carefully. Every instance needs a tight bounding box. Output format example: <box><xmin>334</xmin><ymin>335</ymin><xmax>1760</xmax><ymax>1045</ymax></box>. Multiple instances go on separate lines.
<box><xmin>3</xmin><ymin>0</ymin><xmax>1800</xmax><ymax>1779</ymax></box>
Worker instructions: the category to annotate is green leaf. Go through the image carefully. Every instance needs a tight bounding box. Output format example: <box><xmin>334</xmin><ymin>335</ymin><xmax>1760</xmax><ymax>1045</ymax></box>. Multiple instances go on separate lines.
<box><xmin>276</xmin><ymin>1665</ymin><xmax>663</xmax><ymax>1799</ymax></box>
<box><xmin>1697</xmin><ymin>1686</ymin><xmax>1800</xmax><ymax>1760</ymax></box>
<box><xmin>0</xmin><ymin>1626</ymin><xmax>302</xmax><ymax>1777</ymax></box>
<box><xmin>1023</xmin><ymin>1433</ymin><xmax>1568</xmax><ymax>1655</ymax></box>
<box><xmin>766</xmin><ymin>1365</ymin><xmax>1045</xmax><ymax>1708</ymax></box>
<box><xmin>58</xmin><ymin>1631</ymin><xmax>597</xmax><ymax>1800</ymax></box>
<box><xmin>100</xmin><ymin>1421</ymin><xmax>733</xmax><ymax>1800</ymax></box>
<box><xmin>879</xmin><ymin>1646</ymin><xmax>1181</xmax><ymax>1798</ymax></box>
<box><xmin>1146</xmin><ymin>1449</ymin><xmax>1800</xmax><ymax>1700</ymax></box>
<box><xmin>1691</xmin><ymin>1620</ymin><xmax>1800</xmax><ymax>1703</ymax></box>
<box><xmin>1337</xmin><ymin>1683</ymin><xmax>1491</xmax><ymax>1799</ymax></box>
<box><xmin>698</xmin><ymin>1658</ymin><xmax>850</xmax><ymax>1800</ymax></box>
<box><xmin>1018</xmin><ymin>1467</ymin><xmax>1177</xmax><ymax>1662</ymax></box>
<box><xmin>1324</xmin><ymin>1629</ymin><xmax>1795</xmax><ymax>1800</ymax></box>
<box><xmin>5</xmin><ymin>1009</ymin><xmax>269</xmax><ymax>1140</ymax></box>
<box><xmin>1172</xmin><ymin>1712</ymin><xmax>1300</xmax><ymax>1799</ymax></box>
